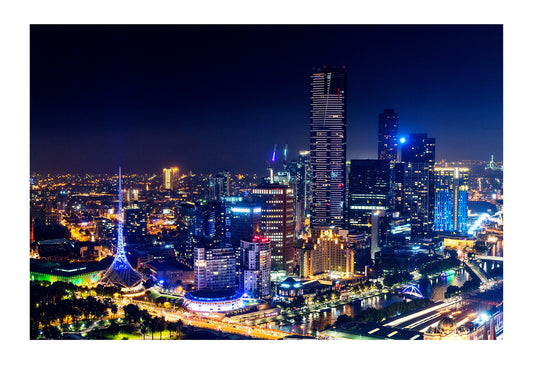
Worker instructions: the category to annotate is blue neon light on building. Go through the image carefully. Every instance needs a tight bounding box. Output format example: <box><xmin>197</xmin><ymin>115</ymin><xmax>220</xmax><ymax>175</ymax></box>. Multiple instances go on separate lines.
<box><xmin>434</xmin><ymin>168</ymin><xmax>469</xmax><ymax>233</ymax></box>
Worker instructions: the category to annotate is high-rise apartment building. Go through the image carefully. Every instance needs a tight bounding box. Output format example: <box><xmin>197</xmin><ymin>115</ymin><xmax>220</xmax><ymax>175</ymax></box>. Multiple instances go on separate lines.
<box><xmin>347</xmin><ymin>159</ymin><xmax>391</xmax><ymax>231</ymax></box>
<box><xmin>193</xmin><ymin>247</ymin><xmax>236</xmax><ymax>291</ymax></box>
<box><xmin>434</xmin><ymin>167</ymin><xmax>469</xmax><ymax>233</ymax></box>
<box><xmin>400</xmin><ymin>133</ymin><xmax>436</xmax><ymax>236</ymax></box>
<box><xmin>251</xmin><ymin>184</ymin><xmax>294</xmax><ymax>273</ymax></box>
<box><xmin>310</xmin><ymin>66</ymin><xmax>347</xmax><ymax>229</ymax></box>
<box><xmin>241</xmin><ymin>236</ymin><xmax>271</xmax><ymax>298</ymax></box>
<box><xmin>163</xmin><ymin>167</ymin><xmax>179</xmax><ymax>190</ymax></box>
<box><xmin>378</xmin><ymin>109</ymin><xmax>399</xmax><ymax>162</ymax></box>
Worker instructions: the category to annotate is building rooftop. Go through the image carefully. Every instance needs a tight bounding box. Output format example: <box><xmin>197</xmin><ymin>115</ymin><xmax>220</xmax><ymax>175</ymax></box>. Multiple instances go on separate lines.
<box><xmin>186</xmin><ymin>288</ymin><xmax>240</xmax><ymax>300</ymax></box>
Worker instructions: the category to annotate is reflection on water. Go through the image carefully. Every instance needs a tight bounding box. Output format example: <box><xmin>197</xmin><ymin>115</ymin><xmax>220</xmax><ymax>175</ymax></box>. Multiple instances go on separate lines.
<box><xmin>418</xmin><ymin>268</ymin><xmax>470</xmax><ymax>301</ymax></box>
<box><xmin>263</xmin><ymin>263</ymin><xmax>502</xmax><ymax>336</ymax></box>
<box><xmin>262</xmin><ymin>294</ymin><xmax>405</xmax><ymax>335</ymax></box>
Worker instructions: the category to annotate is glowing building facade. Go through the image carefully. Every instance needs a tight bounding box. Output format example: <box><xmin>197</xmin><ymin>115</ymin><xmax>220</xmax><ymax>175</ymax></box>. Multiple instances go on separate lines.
<box><xmin>251</xmin><ymin>184</ymin><xmax>295</xmax><ymax>273</ymax></box>
<box><xmin>194</xmin><ymin>247</ymin><xmax>236</xmax><ymax>291</ymax></box>
<box><xmin>241</xmin><ymin>236</ymin><xmax>271</xmax><ymax>298</ymax></box>
<box><xmin>163</xmin><ymin>167</ymin><xmax>179</xmax><ymax>190</ymax></box>
<box><xmin>301</xmin><ymin>228</ymin><xmax>354</xmax><ymax>278</ymax></box>
<box><xmin>310</xmin><ymin>66</ymin><xmax>347</xmax><ymax>229</ymax></box>
<box><xmin>434</xmin><ymin>167</ymin><xmax>469</xmax><ymax>233</ymax></box>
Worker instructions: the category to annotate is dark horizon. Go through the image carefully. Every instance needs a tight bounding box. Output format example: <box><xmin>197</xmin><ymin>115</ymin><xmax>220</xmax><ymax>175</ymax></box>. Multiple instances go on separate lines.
<box><xmin>30</xmin><ymin>24</ymin><xmax>503</xmax><ymax>175</ymax></box>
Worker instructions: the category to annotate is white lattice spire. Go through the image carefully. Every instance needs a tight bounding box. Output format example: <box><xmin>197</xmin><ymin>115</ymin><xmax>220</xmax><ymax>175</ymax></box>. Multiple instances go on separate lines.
<box><xmin>101</xmin><ymin>167</ymin><xmax>144</xmax><ymax>288</ymax></box>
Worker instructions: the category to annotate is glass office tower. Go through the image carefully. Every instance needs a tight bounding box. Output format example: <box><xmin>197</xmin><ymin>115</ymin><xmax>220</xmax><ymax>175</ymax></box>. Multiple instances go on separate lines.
<box><xmin>400</xmin><ymin>133</ymin><xmax>436</xmax><ymax>236</ymax></box>
<box><xmin>378</xmin><ymin>109</ymin><xmax>399</xmax><ymax>162</ymax></box>
<box><xmin>347</xmin><ymin>159</ymin><xmax>391</xmax><ymax>231</ymax></box>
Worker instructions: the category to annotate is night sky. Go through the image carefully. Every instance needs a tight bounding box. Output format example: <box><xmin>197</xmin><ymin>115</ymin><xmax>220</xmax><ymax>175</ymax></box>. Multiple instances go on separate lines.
<box><xmin>30</xmin><ymin>25</ymin><xmax>503</xmax><ymax>175</ymax></box>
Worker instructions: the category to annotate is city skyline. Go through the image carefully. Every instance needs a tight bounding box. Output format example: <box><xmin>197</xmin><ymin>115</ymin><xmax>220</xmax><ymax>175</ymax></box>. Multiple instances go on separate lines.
<box><xmin>13</xmin><ymin>0</ymin><xmax>532</xmax><ymax>368</ymax></box>
<box><xmin>30</xmin><ymin>24</ymin><xmax>503</xmax><ymax>175</ymax></box>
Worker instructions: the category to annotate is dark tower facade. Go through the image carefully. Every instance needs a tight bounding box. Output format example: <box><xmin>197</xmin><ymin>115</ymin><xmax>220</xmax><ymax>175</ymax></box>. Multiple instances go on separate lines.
<box><xmin>400</xmin><ymin>133</ymin><xmax>436</xmax><ymax>237</ymax></box>
<box><xmin>378</xmin><ymin>109</ymin><xmax>399</xmax><ymax>162</ymax></box>
<box><xmin>124</xmin><ymin>206</ymin><xmax>147</xmax><ymax>243</ymax></box>
<box><xmin>284</xmin><ymin>150</ymin><xmax>311</xmax><ymax>237</ymax></box>
<box><xmin>310</xmin><ymin>66</ymin><xmax>347</xmax><ymax>229</ymax></box>
<box><xmin>347</xmin><ymin>159</ymin><xmax>391</xmax><ymax>231</ymax></box>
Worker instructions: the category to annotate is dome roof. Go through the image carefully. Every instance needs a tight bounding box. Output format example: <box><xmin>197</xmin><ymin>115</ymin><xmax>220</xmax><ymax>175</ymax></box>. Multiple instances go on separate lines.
<box><xmin>438</xmin><ymin>316</ymin><xmax>457</xmax><ymax>332</ymax></box>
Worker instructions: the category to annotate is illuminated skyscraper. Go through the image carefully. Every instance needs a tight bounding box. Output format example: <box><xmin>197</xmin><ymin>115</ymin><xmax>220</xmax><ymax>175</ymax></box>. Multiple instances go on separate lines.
<box><xmin>163</xmin><ymin>167</ymin><xmax>179</xmax><ymax>190</ymax></box>
<box><xmin>378</xmin><ymin>109</ymin><xmax>399</xmax><ymax>162</ymax></box>
<box><xmin>252</xmin><ymin>184</ymin><xmax>294</xmax><ymax>272</ymax></box>
<box><xmin>241</xmin><ymin>236</ymin><xmax>271</xmax><ymax>298</ymax></box>
<box><xmin>310</xmin><ymin>66</ymin><xmax>347</xmax><ymax>229</ymax></box>
<box><xmin>194</xmin><ymin>247</ymin><xmax>236</xmax><ymax>291</ymax></box>
<box><xmin>400</xmin><ymin>133</ymin><xmax>436</xmax><ymax>236</ymax></box>
<box><xmin>434</xmin><ymin>167</ymin><xmax>469</xmax><ymax>233</ymax></box>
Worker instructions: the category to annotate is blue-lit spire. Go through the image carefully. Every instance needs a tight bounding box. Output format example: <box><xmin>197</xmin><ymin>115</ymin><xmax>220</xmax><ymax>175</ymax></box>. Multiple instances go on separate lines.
<box><xmin>101</xmin><ymin>167</ymin><xmax>144</xmax><ymax>289</ymax></box>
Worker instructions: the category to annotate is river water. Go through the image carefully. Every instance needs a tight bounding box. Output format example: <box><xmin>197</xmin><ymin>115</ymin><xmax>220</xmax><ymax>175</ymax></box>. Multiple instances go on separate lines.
<box><xmin>262</xmin><ymin>261</ymin><xmax>502</xmax><ymax>335</ymax></box>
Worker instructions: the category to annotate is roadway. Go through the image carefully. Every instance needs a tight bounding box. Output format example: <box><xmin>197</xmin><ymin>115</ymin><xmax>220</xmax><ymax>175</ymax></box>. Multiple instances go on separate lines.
<box><xmin>475</xmin><ymin>255</ymin><xmax>503</xmax><ymax>262</ymax></box>
<box><xmin>382</xmin><ymin>298</ymin><xmax>462</xmax><ymax>329</ymax></box>
<box><xmin>119</xmin><ymin>299</ymin><xmax>296</xmax><ymax>340</ymax></box>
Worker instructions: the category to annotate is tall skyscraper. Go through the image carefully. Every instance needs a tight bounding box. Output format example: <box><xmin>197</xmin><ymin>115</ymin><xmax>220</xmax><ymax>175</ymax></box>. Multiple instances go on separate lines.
<box><xmin>241</xmin><ymin>236</ymin><xmax>271</xmax><ymax>298</ymax></box>
<box><xmin>284</xmin><ymin>150</ymin><xmax>312</xmax><ymax>237</ymax></box>
<box><xmin>347</xmin><ymin>159</ymin><xmax>391</xmax><ymax>231</ymax></box>
<box><xmin>163</xmin><ymin>167</ymin><xmax>179</xmax><ymax>190</ymax></box>
<box><xmin>434</xmin><ymin>167</ymin><xmax>469</xmax><ymax>233</ymax></box>
<box><xmin>310</xmin><ymin>66</ymin><xmax>347</xmax><ymax>229</ymax></box>
<box><xmin>400</xmin><ymin>133</ymin><xmax>436</xmax><ymax>236</ymax></box>
<box><xmin>378</xmin><ymin>109</ymin><xmax>399</xmax><ymax>162</ymax></box>
<box><xmin>251</xmin><ymin>184</ymin><xmax>294</xmax><ymax>272</ymax></box>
